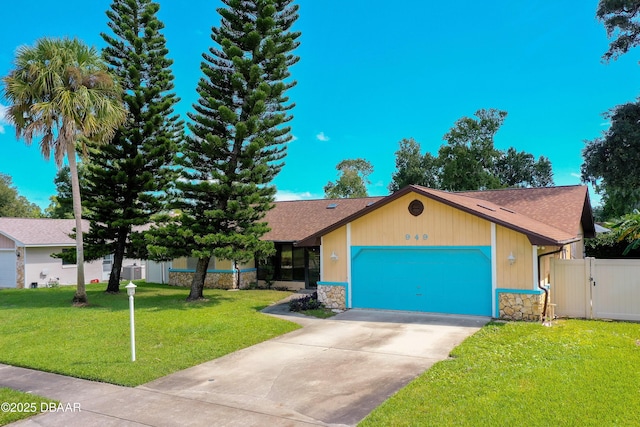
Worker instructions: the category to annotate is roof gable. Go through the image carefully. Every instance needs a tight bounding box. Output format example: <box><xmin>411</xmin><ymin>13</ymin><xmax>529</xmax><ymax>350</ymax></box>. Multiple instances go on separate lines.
<box><xmin>296</xmin><ymin>185</ymin><xmax>593</xmax><ymax>247</ymax></box>
<box><xmin>0</xmin><ymin>218</ymin><xmax>81</xmax><ymax>246</ymax></box>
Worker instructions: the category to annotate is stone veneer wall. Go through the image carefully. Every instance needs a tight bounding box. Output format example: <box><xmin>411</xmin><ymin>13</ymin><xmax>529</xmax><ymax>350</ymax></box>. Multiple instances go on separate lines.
<box><xmin>499</xmin><ymin>291</ymin><xmax>544</xmax><ymax>321</ymax></box>
<box><xmin>169</xmin><ymin>270</ymin><xmax>257</xmax><ymax>290</ymax></box>
<box><xmin>317</xmin><ymin>284</ymin><xmax>346</xmax><ymax>309</ymax></box>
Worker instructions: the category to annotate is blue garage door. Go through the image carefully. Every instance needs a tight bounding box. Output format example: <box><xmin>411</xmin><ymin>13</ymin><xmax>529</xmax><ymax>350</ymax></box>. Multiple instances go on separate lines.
<box><xmin>351</xmin><ymin>246</ymin><xmax>492</xmax><ymax>316</ymax></box>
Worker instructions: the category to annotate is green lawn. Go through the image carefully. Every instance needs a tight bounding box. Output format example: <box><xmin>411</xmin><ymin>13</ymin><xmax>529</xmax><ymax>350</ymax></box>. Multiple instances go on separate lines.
<box><xmin>0</xmin><ymin>388</ymin><xmax>54</xmax><ymax>426</ymax></box>
<box><xmin>0</xmin><ymin>282</ymin><xmax>298</xmax><ymax>386</ymax></box>
<box><xmin>360</xmin><ymin>319</ymin><xmax>640</xmax><ymax>426</ymax></box>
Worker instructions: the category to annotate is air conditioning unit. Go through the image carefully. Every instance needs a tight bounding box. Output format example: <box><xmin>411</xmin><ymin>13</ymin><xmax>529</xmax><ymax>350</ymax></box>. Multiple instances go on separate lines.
<box><xmin>122</xmin><ymin>265</ymin><xmax>142</xmax><ymax>280</ymax></box>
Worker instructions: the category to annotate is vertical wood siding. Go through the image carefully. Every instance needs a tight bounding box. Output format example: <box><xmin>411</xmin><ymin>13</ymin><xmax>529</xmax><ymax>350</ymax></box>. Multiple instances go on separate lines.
<box><xmin>496</xmin><ymin>225</ymin><xmax>533</xmax><ymax>290</ymax></box>
<box><xmin>350</xmin><ymin>193</ymin><xmax>491</xmax><ymax>247</ymax></box>
<box><xmin>322</xmin><ymin>226</ymin><xmax>348</xmax><ymax>282</ymax></box>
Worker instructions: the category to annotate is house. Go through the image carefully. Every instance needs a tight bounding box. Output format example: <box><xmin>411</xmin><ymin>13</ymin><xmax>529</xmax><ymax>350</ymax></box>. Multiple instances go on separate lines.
<box><xmin>0</xmin><ymin>218</ymin><xmax>145</xmax><ymax>288</ymax></box>
<box><xmin>167</xmin><ymin>197</ymin><xmax>384</xmax><ymax>290</ymax></box>
<box><xmin>163</xmin><ymin>185</ymin><xmax>594</xmax><ymax>320</ymax></box>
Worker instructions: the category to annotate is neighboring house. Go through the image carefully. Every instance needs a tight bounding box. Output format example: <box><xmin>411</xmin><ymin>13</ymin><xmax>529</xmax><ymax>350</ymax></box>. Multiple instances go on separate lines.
<box><xmin>162</xmin><ymin>185</ymin><xmax>594</xmax><ymax>320</ymax></box>
<box><xmin>0</xmin><ymin>218</ymin><xmax>144</xmax><ymax>288</ymax></box>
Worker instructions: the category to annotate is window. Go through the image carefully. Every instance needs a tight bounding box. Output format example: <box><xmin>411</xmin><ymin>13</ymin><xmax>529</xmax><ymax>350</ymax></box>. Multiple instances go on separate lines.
<box><xmin>257</xmin><ymin>243</ymin><xmax>311</xmax><ymax>283</ymax></box>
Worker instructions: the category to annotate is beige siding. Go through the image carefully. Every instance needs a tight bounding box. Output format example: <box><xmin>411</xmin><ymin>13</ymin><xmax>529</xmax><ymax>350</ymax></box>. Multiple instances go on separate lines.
<box><xmin>173</xmin><ymin>257</ymin><xmax>187</xmax><ymax>269</ymax></box>
<box><xmin>350</xmin><ymin>193</ymin><xmax>491</xmax><ymax>247</ymax></box>
<box><xmin>496</xmin><ymin>225</ymin><xmax>534</xmax><ymax>290</ymax></box>
<box><xmin>322</xmin><ymin>226</ymin><xmax>348</xmax><ymax>283</ymax></box>
<box><xmin>24</xmin><ymin>247</ymin><xmax>103</xmax><ymax>287</ymax></box>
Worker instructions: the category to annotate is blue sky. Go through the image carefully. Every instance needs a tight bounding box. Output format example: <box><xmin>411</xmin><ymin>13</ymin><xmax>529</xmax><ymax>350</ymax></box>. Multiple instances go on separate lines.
<box><xmin>0</xmin><ymin>0</ymin><xmax>638</xmax><ymax>208</ymax></box>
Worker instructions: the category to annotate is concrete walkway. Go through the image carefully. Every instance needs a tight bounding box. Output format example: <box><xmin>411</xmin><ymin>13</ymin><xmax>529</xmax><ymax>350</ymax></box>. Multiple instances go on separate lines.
<box><xmin>2</xmin><ymin>306</ymin><xmax>488</xmax><ymax>426</ymax></box>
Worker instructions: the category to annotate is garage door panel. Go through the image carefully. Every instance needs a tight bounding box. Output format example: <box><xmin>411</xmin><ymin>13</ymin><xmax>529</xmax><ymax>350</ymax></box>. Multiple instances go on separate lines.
<box><xmin>0</xmin><ymin>251</ymin><xmax>17</xmax><ymax>288</ymax></box>
<box><xmin>351</xmin><ymin>246</ymin><xmax>491</xmax><ymax>316</ymax></box>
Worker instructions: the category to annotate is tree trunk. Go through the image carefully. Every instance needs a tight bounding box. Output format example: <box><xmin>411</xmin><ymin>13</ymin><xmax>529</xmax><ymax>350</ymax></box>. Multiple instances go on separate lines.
<box><xmin>187</xmin><ymin>256</ymin><xmax>210</xmax><ymax>301</ymax></box>
<box><xmin>68</xmin><ymin>143</ymin><xmax>87</xmax><ymax>305</ymax></box>
<box><xmin>105</xmin><ymin>229</ymin><xmax>128</xmax><ymax>293</ymax></box>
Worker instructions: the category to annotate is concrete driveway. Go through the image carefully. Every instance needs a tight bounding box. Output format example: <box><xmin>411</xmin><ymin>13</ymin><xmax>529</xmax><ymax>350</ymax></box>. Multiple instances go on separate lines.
<box><xmin>141</xmin><ymin>308</ymin><xmax>488</xmax><ymax>426</ymax></box>
<box><xmin>4</xmin><ymin>308</ymin><xmax>488</xmax><ymax>427</ymax></box>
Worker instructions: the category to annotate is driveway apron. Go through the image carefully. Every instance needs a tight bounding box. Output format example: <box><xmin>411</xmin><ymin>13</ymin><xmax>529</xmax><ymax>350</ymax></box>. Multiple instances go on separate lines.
<box><xmin>3</xmin><ymin>309</ymin><xmax>488</xmax><ymax>426</ymax></box>
<box><xmin>141</xmin><ymin>309</ymin><xmax>488</xmax><ymax>426</ymax></box>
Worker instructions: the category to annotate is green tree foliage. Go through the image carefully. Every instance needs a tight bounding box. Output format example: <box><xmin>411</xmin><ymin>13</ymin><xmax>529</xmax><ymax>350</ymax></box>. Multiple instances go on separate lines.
<box><xmin>388</xmin><ymin>138</ymin><xmax>439</xmax><ymax>192</ymax></box>
<box><xmin>586</xmin><ymin>210</ymin><xmax>640</xmax><ymax>257</ymax></box>
<box><xmin>496</xmin><ymin>147</ymin><xmax>554</xmax><ymax>188</ymax></box>
<box><xmin>585</xmin><ymin>227</ymin><xmax>640</xmax><ymax>258</ymax></box>
<box><xmin>439</xmin><ymin>109</ymin><xmax>506</xmax><ymax>191</ymax></box>
<box><xmin>147</xmin><ymin>0</ymin><xmax>300</xmax><ymax>301</ymax></box>
<box><xmin>389</xmin><ymin>109</ymin><xmax>554</xmax><ymax>192</ymax></box>
<box><xmin>325</xmin><ymin>158</ymin><xmax>374</xmax><ymax>198</ymax></box>
<box><xmin>582</xmin><ymin>102</ymin><xmax>640</xmax><ymax>219</ymax></box>
<box><xmin>610</xmin><ymin>209</ymin><xmax>640</xmax><ymax>255</ymax></box>
<box><xmin>82</xmin><ymin>0</ymin><xmax>183</xmax><ymax>293</ymax></box>
<box><xmin>2</xmin><ymin>37</ymin><xmax>126</xmax><ymax>304</ymax></box>
<box><xmin>0</xmin><ymin>173</ymin><xmax>42</xmax><ymax>218</ymax></box>
<box><xmin>45</xmin><ymin>166</ymin><xmax>84</xmax><ymax>219</ymax></box>
<box><xmin>597</xmin><ymin>0</ymin><xmax>640</xmax><ymax>61</ymax></box>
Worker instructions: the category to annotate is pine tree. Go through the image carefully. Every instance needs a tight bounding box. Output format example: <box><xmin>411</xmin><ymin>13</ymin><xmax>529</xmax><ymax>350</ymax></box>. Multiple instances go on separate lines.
<box><xmin>148</xmin><ymin>0</ymin><xmax>300</xmax><ymax>301</ymax></box>
<box><xmin>83</xmin><ymin>0</ymin><xmax>183</xmax><ymax>293</ymax></box>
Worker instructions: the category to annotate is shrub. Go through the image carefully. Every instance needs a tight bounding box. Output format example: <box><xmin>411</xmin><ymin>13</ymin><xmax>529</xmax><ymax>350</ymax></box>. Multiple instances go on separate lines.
<box><xmin>289</xmin><ymin>292</ymin><xmax>322</xmax><ymax>312</ymax></box>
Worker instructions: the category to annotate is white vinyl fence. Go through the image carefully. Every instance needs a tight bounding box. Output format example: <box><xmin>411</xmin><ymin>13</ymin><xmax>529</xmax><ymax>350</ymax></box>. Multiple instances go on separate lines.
<box><xmin>551</xmin><ymin>257</ymin><xmax>640</xmax><ymax>321</ymax></box>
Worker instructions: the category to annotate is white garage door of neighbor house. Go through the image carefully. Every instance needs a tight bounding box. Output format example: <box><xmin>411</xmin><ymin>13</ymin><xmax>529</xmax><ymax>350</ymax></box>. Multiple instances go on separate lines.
<box><xmin>0</xmin><ymin>250</ymin><xmax>17</xmax><ymax>288</ymax></box>
<box><xmin>351</xmin><ymin>246</ymin><xmax>492</xmax><ymax>316</ymax></box>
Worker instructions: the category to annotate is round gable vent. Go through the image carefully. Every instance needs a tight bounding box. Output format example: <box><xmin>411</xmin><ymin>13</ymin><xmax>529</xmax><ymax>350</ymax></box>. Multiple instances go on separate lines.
<box><xmin>408</xmin><ymin>199</ymin><xmax>424</xmax><ymax>217</ymax></box>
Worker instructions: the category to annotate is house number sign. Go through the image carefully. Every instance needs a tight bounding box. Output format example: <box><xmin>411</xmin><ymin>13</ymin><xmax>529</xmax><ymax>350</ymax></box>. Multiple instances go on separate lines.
<box><xmin>406</xmin><ymin>234</ymin><xmax>429</xmax><ymax>241</ymax></box>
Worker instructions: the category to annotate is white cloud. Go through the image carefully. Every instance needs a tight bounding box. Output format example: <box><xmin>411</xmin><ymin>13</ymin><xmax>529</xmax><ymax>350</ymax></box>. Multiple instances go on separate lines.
<box><xmin>316</xmin><ymin>131</ymin><xmax>330</xmax><ymax>142</ymax></box>
<box><xmin>570</xmin><ymin>172</ymin><xmax>581</xmax><ymax>179</ymax></box>
<box><xmin>275</xmin><ymin>190</ymin><xmax>315</xmax><ymax>201</ymax></box>
<box><xmin>0</xmin><ymin>104</ymin><xmax>8</xmax><ymax>134</ymax></box>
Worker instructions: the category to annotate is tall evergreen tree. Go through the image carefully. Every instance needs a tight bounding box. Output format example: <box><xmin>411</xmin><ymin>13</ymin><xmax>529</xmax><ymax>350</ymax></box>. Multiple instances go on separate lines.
<box><xmin>83</xmin><ymin>0</ymin><xmax>182</xmax><ymax>293</ymax></box>
<box><xmin>147</xmin><ymin>0</ymin><xmax>300</xmax><ymax>301</ymax></box>
<box><xmin>45</xmin><ymin>166</ymin><xmax>88</xmax><ymax>219</ymax></box>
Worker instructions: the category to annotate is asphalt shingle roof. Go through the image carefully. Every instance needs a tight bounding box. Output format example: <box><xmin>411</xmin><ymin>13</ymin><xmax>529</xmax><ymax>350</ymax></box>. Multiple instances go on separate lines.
<box><xmin>457</xmin><ymin>185</ymin><xmax>594</xmax><ymax>238</ymax></box>
<box><xmin>262</xmin><ymin>197</ymin><xmax>384</xmax><ymax>242</ymax></box>
<box><xmin>0</xmin><ymin>218</ymin><xmax>82</xmax><ymax>246</ymax></box>
<box><xmin>286</xmin><ymin>185</ymin><xmax>594</xmax><ymax>247</ymax></box>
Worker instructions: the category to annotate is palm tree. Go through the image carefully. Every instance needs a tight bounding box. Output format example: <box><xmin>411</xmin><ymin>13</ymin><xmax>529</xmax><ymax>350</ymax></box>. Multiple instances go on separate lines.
<box><xmin>2</xmin><ymin>37</ymin><xmax>126</xmax><ymax>304</ymax></box>
<box><xmin>611</xmin><ymin>209</ymin><xmax>640</xmax><ymax>255</ymax></box>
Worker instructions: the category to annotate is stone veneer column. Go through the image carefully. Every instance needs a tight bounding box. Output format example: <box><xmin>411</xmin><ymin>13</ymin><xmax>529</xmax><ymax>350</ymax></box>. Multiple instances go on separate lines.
<box><xmin>317</xmin><ymin>284</ymin><xmax>346</xmax><ymax>309</ymax></box>
<box><xmin>499</xmin><ymin>292</ymin><xmax>544</xmax><ymax>321</ymax></box>
<box><xmin>16</xmin><ymin>247</ymin><xmax>25</xmax><ymax>289</ymax></box>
